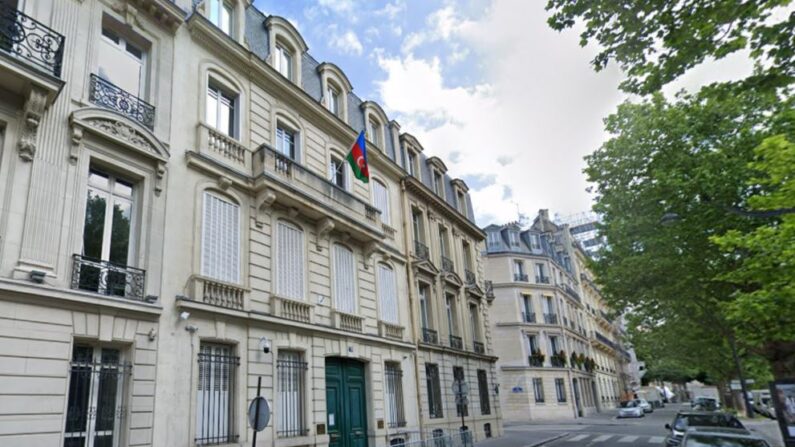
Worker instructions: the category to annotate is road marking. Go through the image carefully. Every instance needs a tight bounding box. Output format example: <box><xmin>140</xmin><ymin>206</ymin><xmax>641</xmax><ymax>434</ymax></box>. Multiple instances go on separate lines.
<box><xmin>619</xmin><ymin>436</ymin><xmax>639</xmax><ymax>443</ymax></box>
<box><xmin>649</xmin><ymin>436</ymin><xmax>665</xmax><ymax>443</ymax></box>
<box><xmin>593</xmin><ymin>435</ymin><xmax>613</xmax><ymax>442</ymax></box>
<box><xmin>567</xmin><ymin>434</ymin><xmax>589</xmax><ymax>442</ymax></box>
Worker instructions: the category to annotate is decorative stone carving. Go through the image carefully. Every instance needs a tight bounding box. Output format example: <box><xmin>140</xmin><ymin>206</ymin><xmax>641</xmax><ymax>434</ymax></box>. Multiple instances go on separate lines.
<box><xmin>85</xmin><ymin>119</ymin><xmax>156</xmax><ymax>154</ymax></box>
<box><xmin>315</xmin><ymin>217</ymin><xmax>335</xmax><ymax>251</ymax></box>
<box><xmin>17</xmin><ymin>87</ymin><xmax>48</xmax><ymax>161</ymax></box>
<box><xmin>217</xmin><ymin>175</ymin><xmax>232</xmax><ymax>190</ymax></box>
<box><xmin>255</xmin><ymin>188</ymin><xmax>276</xmax><ymax>228</ymax></box>
<box><xmin>69</xmin><ymin>126</ymin><xmax>84</xmax><ymax>164</ymax></box>
<box><xmin>155</xmin><ymin>162</ymin><xmax>166</xmax><ymax>196</ymax></box>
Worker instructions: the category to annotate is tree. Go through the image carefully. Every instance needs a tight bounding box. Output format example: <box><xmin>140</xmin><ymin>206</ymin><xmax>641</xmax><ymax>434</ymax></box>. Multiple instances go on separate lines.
<box><xmin>545</xmin><ymin>0</ymin><xmax>795</xmax><ymax>95</ymax></box>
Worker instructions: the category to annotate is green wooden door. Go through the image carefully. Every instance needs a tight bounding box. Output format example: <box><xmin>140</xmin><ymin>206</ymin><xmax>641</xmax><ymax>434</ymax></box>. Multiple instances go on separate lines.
<box><xmin>325</xmin><ymin>358</ymin><xmax>368</xmax><ymax>447</ymax></box>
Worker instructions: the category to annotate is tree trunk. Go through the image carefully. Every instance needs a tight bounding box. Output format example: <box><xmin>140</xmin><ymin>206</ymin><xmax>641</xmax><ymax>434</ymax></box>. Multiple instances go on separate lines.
<box><xmin>763</xmin><ymin>341</ymin><xmax>795</xmax><ymax>380</ymax></box>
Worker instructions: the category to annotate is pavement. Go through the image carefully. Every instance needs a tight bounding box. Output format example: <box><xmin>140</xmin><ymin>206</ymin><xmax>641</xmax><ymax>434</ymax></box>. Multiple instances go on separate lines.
<box><xmin>476</xmin><ymin>404</ymin><xmax>786</xmax><ymax>447</ymax></box>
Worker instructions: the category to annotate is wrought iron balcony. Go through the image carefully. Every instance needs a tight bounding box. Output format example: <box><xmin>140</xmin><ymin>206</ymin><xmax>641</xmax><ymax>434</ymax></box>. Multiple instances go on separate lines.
<box><xmin>513</xmin><ymin>273</ymin><xmax>528</xmax><ymax>282</ymax></box>
<box><xmin>522</xmin><ymin>312</ymin><xmax>536</xmax><ymax>323</ymax></box>
<box><xmin>528</xmin><ymin>356</ymin><xmax>543</xmax><ymax>367</ymax></box>
<box><xmin>535</xmin><ymin>275</ymin><xmax>550</xmax><ymax>284</ymax></box>
<box><xmin>562</xmin><ymin>283</ymin><xmax>582</xmax><ymax>303</ymax></box>
<box><xmin>89</xmin><ymin>74</ymin><xmax>155</xmax><ymax>129</ymax></box>
<box><xmin>449</xmin><ymin>335</ymin><xmax>463</xmax><ymax>350</ymax></box>
<box><xmin>422</xmin><ymin>327</ymin><xmax>438</xmax><ymax>345</ymax></box>
<box><xmin>441</xmin><ymin>256</ymin><xmax>454</xmax><ymax>273</ymax></box>
<box><xmin>71</xmin><ymin>254</ymin><xmax>147</xmax><ymax>302</ymax></box>
<box><xmin>414</xmin><ymin>240</ymin><xmax>429</xmax><ymax>261</ymax></box>
<box><xmin>473</xmin><ymin>341</ymin><xmax>485</xmax><ymax>354</ymax></box>
<box><xmin>465</xmin><ymin>269</ymin><xmax>476</xmax><ymax>286</ymax></box>
<box><xmin>0</xmin><ymin>4</ymin><xmax>64</xmax><ymax>77</ymax></box>
<box><xmin>543</xmin><ymin>313</ymin><xmax>558</xmax><ymax>324</ymax></box>
<box><xmin>550</xmin><ymin>357</ymin><xmax>565</xmax><ymax>368</ymax></box>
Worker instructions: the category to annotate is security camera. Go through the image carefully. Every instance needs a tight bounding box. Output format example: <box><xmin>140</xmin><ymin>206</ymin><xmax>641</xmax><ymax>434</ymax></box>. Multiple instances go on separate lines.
<box><xmin>260</xmin><ymin>337</ymin><xmax>271</xmax><ymax>354</ymax></box>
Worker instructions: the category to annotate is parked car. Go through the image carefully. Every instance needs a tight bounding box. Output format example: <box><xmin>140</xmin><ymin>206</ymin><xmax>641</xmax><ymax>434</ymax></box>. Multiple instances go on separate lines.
<box><xmin>681</xmin><ymin>427</ymin><xmax>770</xmax><ymax>447</ymax></box>
<box><xmin>618</xmin><ymin>400</ymin><xmax>645</xmax><ymax>418</ymax></box>
<box><xmin>691</xmin><ymin>396</ymin><xmax>720</xmax><ymax>411</ymax></box>
<box><xmin>638</xmin><ymin>398</ymin><xmax>654</xmax><ymax>413</ymax></box>
<box><xmin>664</xmin><ymin>411</ymin><xmax>746</xmax><ymax>446</ymax></box>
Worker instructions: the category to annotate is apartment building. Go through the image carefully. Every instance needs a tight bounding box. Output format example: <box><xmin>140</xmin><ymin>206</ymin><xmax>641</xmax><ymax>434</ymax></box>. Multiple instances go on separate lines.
<box><xmin>484</xmin><ymin>210</ymin><xmax>626</xmax><ymax>422</ymax></box>
<box><xmin>0</xmin><ymin>1</ymin><xmax>500</xmax><ymax>446</ymax></box>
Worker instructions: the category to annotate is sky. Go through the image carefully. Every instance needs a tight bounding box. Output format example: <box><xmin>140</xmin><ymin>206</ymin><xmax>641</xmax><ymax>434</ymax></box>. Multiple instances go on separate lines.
<box><xmin>252</xmin><ymin>0</ymin><xmax>754</xmax><ymax>227</ymax></box>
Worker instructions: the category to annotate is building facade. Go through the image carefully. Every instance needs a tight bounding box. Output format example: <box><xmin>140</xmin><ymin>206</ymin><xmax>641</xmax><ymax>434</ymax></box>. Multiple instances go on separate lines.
<box><xmin>484</xmin><ymin>210</ymin><xmax>627</xmax><ymax>423</ymax></box>
<box><xmin>0</xmin><ymin>1</ymin><xmax>501</xmax><ymax>446</ymax></box>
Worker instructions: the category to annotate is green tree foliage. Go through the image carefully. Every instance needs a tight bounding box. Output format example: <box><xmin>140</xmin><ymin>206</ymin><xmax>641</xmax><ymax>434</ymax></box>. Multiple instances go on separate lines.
<box><xmin>545</xmin><ymin>0</ymin><xmax>795</xmax><ymax>94</ymax></box>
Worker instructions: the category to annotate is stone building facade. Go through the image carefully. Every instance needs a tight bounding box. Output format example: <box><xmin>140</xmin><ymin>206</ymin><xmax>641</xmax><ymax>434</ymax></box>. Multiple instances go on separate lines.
<box><xmin>484</xmin><ymin>210</ymin><xmax>626</xmax><ymax>423</ymax></box>
<box><xmin>0</xmin><ymin>1</ymin><xmax>501</xmax><ymax>446</ymax></box>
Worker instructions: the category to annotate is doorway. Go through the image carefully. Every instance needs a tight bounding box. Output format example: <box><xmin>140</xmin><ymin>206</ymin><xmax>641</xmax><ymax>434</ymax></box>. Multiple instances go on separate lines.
<box><xmin>326</xmin><ymin>358</ymin><xmax>368</xmax><ymax>447</ymax></box>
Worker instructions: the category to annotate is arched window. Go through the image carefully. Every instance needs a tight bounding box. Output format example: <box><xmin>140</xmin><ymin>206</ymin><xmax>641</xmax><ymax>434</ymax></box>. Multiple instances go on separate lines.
<box><xmin>378</xmin><ymin>263</ymin><xmax>398</xmax><ymax>324</ymax></box>
<box><xmin>332</xmin><ymin>244</ymin><xmax>356</xmax><ymax>313</ymax></box>
<box><xmin>276</xmin><ymin>220</ymin><xmax>304</xmax><ymax>300</ymax></box>
<box><xmin>371</xmin><ymin>179</ymin><xmax>390</xmax><ymax>225</ymax></box>
<box><xmin>201</xmin><ymin>191</ymin><xmax>240</xmax><ymax>283</ymax></box>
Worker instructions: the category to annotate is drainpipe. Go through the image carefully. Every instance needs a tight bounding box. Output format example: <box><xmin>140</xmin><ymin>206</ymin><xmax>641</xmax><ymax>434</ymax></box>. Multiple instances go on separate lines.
<box><xmin>401</xmin><ymin>178</ymin><xmax>426</xmax><ymax>438</ymax></box>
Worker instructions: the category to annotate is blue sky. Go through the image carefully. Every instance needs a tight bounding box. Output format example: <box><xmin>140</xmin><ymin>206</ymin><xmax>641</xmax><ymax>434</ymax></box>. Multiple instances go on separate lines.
<box><xmin>252</xmin><ymin>0</ymin><xmax>753</xmax><ymax>226</ymax></box>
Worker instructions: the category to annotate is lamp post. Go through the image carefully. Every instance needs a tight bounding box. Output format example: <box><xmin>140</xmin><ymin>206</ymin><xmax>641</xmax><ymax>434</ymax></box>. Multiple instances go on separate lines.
<box><xmin>659</xmin><ymin>211</ymin><xmax>754</xmax><ymax>418</ymax></box>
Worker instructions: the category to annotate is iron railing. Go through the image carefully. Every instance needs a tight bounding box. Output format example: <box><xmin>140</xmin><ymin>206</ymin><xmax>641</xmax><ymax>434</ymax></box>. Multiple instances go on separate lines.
<box><xmin>562</xmin><ymin>284</ymin><xmax>581</xmax><ymax>303</ymax></box>
<box><xmin>441</xmin><ymin>256</ymin><xmax>454</xmax><ymax>273</ymax></box>
<box><xmin>425</xmin><ymin>364</ymin><xmax>443</xmax><ymax>418</ymax></box>
<box><xmin>89</xmin><ymin>74</ymin><xmax>155</xmax><ymax>129</ymax></box>
<box><xmin>535</xmin><ymin>275</ymin><xmax>550</xmax><ymax>284</ymax></box>
<box><xmin>551</xmin><ymin>357</ymin><xmax>565</xmax><ymax>368</ymax></box>
<box><xmin>449</xmin><ymin>335</ymin><xmax>463</xmax><ymax>350</ymax></box>
<box><xmin>528</xmin><ymin>356</ymin><xmax>543</xmax><ymax>367</ymax></box>
<box><xmin>196</xmin><ymin>344</ymin><xmax>239</xmax><ymax>445</ymax></box>
<box><xmin>385</xmin><ymin>363</ymin><xmax>406</xmax><ymax>428</ymax></box>
<box><xmin>0</xmin><ymin>4</ymin><xmax>64</xmax><ymax>77</ymax></box>
<box><xmin>473</xmin><ymin>341</ymin><xmax>485</xmax><ymax>354</ymax></box>
<box><xmin>276</xmin><ymin>352</ymin><xmax>308</xmax><ymax>438</ymax></box>
<box><xmin>477</xmin><ymin>370</ymin><xmax>490</xmax><ymax>415</ymax></box>
<box><xmin>414</xmin><ymin>240</ymin><xmax>429</xmax><ymax>261</ymax></box>
<box><xmin>71</xmin><ymin>254</ymin><xmax>146</xmax><ymax>301</ymax></box>
<box><xmin>513</xmin><ymin>273</ymin><xmax>528</xmax><ymax>282</ymax></box>
<box><xmin>543</xmin><ymin>313</ymin><xmax>558</xmax><ymax>324</ymax></box>
<box><xmin>464</xmin><ymin>269</ymin><xmax>476</xmax><ymax>286</ymax></box>
<box><xmin>422</xmin><ymin>328</ymin><xmax>438</xmax><ymax>345</ymax></box>
<box><xmin>522</xmin><ymin>312</ymin><xmax>536</xmax><ymax>323</ymax></box>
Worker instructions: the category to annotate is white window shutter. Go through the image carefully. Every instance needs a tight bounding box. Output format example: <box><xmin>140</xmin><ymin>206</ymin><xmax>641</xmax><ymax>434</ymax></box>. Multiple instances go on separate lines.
<box><xmin>378</xmin><ymin>264</ymin><xmax>399</xmax><ymax>324</ymax></box>
<box><xmin>372</xmin><ymin>181</ymin><xmax>390</xmax><ymax>225</ymax></box>
<box><xmin>333</xmin><ymin>244</ymin><xmax>356</xmax><ymax>313</ymax></box>
<box><xmin>201</xmin><ymin>192</ymin><xmax>240</xmax><ymax>283</ymax></box>
<box><xmin>277</xmin><ymin>221</ymin><xmax>305</xmax><ymax>300</ymax></box>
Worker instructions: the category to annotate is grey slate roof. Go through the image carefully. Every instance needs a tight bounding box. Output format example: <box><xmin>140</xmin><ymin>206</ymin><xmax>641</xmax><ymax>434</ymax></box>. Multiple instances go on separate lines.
<box><xmin>483</xmin><ymin>223</ymin><xmax>572</xmax><ymax>273</ymax></box>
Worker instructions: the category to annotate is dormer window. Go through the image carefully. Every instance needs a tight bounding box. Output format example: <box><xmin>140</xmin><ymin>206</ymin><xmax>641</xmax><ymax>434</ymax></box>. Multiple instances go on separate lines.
<box><xmin>207</xmin><ymin>0</ymin><xmax>233</xmax><ymax>35</ymax></box>
<box><xmin>407</xmin><ymin>150</ymin><xmax>418</xmax><ymax>177</ymax></box>
<box><xmin>433</xmin><ymin>171</ymin><xmax>444</xmax><ymax>197</ymax></box>
<box><xmin>530</xmin><ymin>234</ymin><xmax>541</xmax><ymax>250</ymax></box>
<box><xmin>457</xmin><ymin>191</ymin><xmax>466</xmax><ymax>214</ymax></box>
<box><xmin>274</xmin><ymin>44</ymin><xmax>293</xmax><ymax>80</ymax></box>
<box><xmin>317</xmin><ymin>63</ymin><xmax>352</xmax><ymax>123</ymax></box>
<box><xmin>327</xmin><ymin>84</ymin><xmax>340</xmax><ymax>116</ymax></box>
<box><xmin>508</xmin><ymin>231</ymin><xmax>520</xmax><ymax>248</ymax></box>
<box><xmin>367</xmin><ymin>117</ymin><xmax>382</xmax><ymax>147</ymax></box>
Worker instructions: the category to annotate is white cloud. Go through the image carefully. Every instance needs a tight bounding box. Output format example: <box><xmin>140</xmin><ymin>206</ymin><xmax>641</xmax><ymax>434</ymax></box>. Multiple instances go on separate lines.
<box><xmin>327</xmin><ymin>25</ymin><xmax>364</xmax><ymax>56</ymax></box>
<box><xmin>401</xmin><ymin>5</ymin><xmax>474</xmax><ymax>54</ymax></box>
<box><xmin>317</xmin><ymin>0</ymin><xmax>355</xmax><ymax>15</ymax></box>
<box><xmin>375</xmin><ymin>0</ymin><xmax>406</xmax><ymax>20</ymax></box>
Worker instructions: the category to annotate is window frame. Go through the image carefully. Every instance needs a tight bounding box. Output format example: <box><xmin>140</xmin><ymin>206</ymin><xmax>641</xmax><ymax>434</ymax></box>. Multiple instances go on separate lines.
<box><xmin>206</xmin><ymin>80</ymin><xmax>239</xmax><ymax>138</ymax></box>
<box><xmin>367</xmin><ymin>116</ymin><xmax>382</xmax><ymax>148</ymax></box>
<box><xmin>195</xmin><ymin>342</ymin><xmax>239</xmax><ymax>445</ymax></box>
<box><xmin>206</xmin><ymin>0</ymin><xmax>234</xmax><ymax>35</ymax></box>
<box><xmin>275</xmin><ymin>219</ymin><xmax>306</xmax><ymax>300</ymax></box>
<box><xmin>98</xmin><ymin>19</ymin><xmax>148</xmax><ymax>98</ymax></box>
<box><xmin>533</xmin><ymin>378</ymin><xmax>545</xmax><ymax>403</ymax></box>
<box><xmin>274</xmin><ymin>43</ymin><xmax>295</xmax><ymax>81</ymax></box>
<box><xmin>477</xmin><ymin>369</ymin><xmax>491</xmax><ymax>415</ymax></box>
<box><xmin>200</xmin><ymin>191</ymin><xmax>241</xmax><ymax>284</ymax></box>
<box><xmin>331</xmin><ymin>243</ymin><xmax>357</xmax><ymax>314</ymax></box>
<box><xmin>555</xmin><ymin>378</ymin><xmax>567</xmax><ymax>403</ymax></box>
<box><xmin>371</xmin><ymin>179</ymin><xmax>391</xmax><ymax>226</ymax></box>
<box><xmin>384</xmin><ymin>362</ymin><xmax>406</xmax><ymax>428</ymax></box>
<box><xmin>275</xmin><ymin>121</ymin><xmax>298</xmax><ymax>160</ymax></box>
<box><xmin>276</xmin><ymin>350</ymin><xmax>308</xmax><ymax>438</ymax></box>
<box><xmin>377</xmin><ymin>263</ymin><xmax>399</xmax><ymax>324</ymax></box>
<box><xmin>82</xmin><ymin>167</ymin><xmax>137</xmax><ymax>269</ymax></box>
<box><xmin>425</xmin><ymin>363</ymin><xmax>443</xmax><ymax>419</ymax></box>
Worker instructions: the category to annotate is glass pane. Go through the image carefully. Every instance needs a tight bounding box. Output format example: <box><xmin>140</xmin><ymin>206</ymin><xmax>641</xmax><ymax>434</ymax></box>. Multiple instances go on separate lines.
<box><xmin>114</xmin><ymin>178</ymin><xmax>133</xmax><ymax>197</ymax></box>
<box><xmin>220</xmin><ymin>3</ymin><xmax>231</xmax><ymax>34</ymax></box>
<box><xmin>83</xmin><ymin>189</ymin><xmax>107</xmax><ymax>259</ymax></box>
<box><xmin>65</xmin><ymin>346</ymin><xmax>93</xmax><ymax>435</ymax></box>
<box><xmin>206</xmin><ymin>88</ymin><xmax>218</xmax><ymax>129</ymax></box>
<box><xmin>108</xmin><ymin>198</ymin><xmax>131</xmax><ymax>265</ymax></box>
<box><xmin>89</xmin><ymin>169</ymin><xmax>110</xmax><ymax>190</ymax></box>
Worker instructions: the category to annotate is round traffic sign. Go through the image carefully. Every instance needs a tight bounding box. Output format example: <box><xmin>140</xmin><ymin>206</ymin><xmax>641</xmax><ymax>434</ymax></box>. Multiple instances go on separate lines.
<box><xmin>248</xmin><ymin>396</ymin><xmax>271</xmax><ymax>431</ymax></box>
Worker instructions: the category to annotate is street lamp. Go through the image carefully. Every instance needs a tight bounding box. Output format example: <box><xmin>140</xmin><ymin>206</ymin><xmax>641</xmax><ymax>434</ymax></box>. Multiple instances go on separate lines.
<box><xmin>659</xmin><ymin>211</ymin><xmax>754</xmax><ymax>418</ymax></box>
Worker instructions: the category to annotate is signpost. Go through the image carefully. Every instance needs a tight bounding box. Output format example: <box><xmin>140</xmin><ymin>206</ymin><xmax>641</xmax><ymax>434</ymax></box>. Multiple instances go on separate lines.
<box><xmin>249</xmin><ymin>376</ymin><xmax>271</xmax><ymax>447</ymax></box>
<box><xmin>453</xmin><ymin>380</ymin><xmax>469</xmax><ymax>443</ymax></box>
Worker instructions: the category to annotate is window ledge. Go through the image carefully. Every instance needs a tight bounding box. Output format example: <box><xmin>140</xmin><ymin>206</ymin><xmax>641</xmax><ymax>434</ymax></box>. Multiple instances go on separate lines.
<box><xmin>276</xmin><ymin>434</ymin><xmax>322</xmax><ymax>447</ymax></box>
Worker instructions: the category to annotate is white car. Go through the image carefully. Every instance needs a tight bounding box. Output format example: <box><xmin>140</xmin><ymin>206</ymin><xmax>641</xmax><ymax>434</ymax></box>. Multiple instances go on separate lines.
<box><xmin>618</xmin><ymin>400</ymin><xmax>645</xmax><ymax>418</ymax></box>
<box><xmin>638</xmin><ymin>398</ymin><xmax>653</xmax><ymax>413</ymax></box>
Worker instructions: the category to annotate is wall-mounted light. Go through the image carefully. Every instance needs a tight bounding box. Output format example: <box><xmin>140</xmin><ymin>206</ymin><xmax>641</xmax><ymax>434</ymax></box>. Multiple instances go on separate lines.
<box><xmin>148</xmin><ymin>328</ymin><xmax>157</xmax><ymax>341</ymax></box>
<box><xmin>185</xmin><ymin>324</ymin><xmax>198</xmax><ymax>334</ymax></box>
<box><xmin>179</xmin><ymin>311</ymin><xmax>190</xmax><ymax>321</ymax></box>
<box><xmin>29</xmin><ymin>270</ymin><xmax>46</xmax><ymax>283</ymax></box>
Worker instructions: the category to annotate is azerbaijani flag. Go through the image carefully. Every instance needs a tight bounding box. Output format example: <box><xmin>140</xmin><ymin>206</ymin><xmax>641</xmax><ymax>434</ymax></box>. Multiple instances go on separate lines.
<box><xmin>346</xmin><ymin>131</ymin><xmax>370</xmax><ymax>183</ymax></box>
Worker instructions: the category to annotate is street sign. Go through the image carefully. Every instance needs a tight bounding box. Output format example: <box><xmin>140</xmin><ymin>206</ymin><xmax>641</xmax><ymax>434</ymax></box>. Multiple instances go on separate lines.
<box><xmin>452</xmin><ymin>381</ymin><xmax>469</xmax><ymax>395</ymax></box>
<box><xmin>455</xmin><ymin>395</ymin><xmax>469</xmax><ymax>406</ymax></box>
<box><xmin>511</xmin><ymin>386</ymin><xmax>524</xmax><ymax>393</ymax></box>
<box><xmin>248</xmin><ymin>396</ymin><xmax>270</xmax><ymax>431</ymax></box>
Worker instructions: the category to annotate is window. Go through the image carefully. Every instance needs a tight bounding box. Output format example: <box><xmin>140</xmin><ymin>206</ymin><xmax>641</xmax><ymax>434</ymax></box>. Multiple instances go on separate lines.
<box><xmin>367</xmin><ymin>117</ymin><xmax>381</xmax><ymax>147</ymax></box>
<box><xmin>555</xmin><ymin>378</ymin><xmax>567</xmax><ymax>402</ymax></box>
<box><xmin>372</xmin><ymin>180</ymin><xmax>390</xmax><ymax>225</ymax></box>
<box><xmin>486</xmin><ymin>231</ymin><xmax>500</xmax><ymax>248</ymax></box>
<box><xmin>425</xmin><ymin>364</ymin><xmax>443</xmax><ymax>418</ymax></box>
<box><xmin>98</xmin><ymin>23</ymin><xmax>146</xmax><ymax>97</ymax></box>
<box><xmin>206</xmin><ymin>82</ymin><xmax>237</xmax><ymax>137</ymax></box>
<box><xmin>276</xmin><ymin>221</ymin><xmax>305</xmax><ymax>300</ymax></box>
<box><xmin>329</xmin><ymin>155</ymin><xmax>348</xmax><ymax>190</ymax></box>
<box><xmin>326</xmin><ymin>84</ymin><xmax>340</xmax><ymax>116</ymax></box>
<box><xmin>446</xmin><ymin>294</ymin><xmax>457</xmax><ymax>337</ymax></box>
<box><xmin>277</xmin><ymin>351</ymin><xmax>307</xmax><ymax>437</ymax></box>
<box><xmin>201</xmin><ymin>192</ymin><xmax>240</xmax><ymax>284</ymax></box>
<box><xmin>469</xmin><ymin>304</ymin><xmax>480</xmax><ymax>342</ymax></box>
<box><xmin>513</xmin><ymin>260</ymin><xmax>526</xmax><ymax>281</ymax></box>
<box><xmin>522</xmin><ymin>295</ymin><xmax>533</xmax><ymax>321</ymax></box>
<box><xmin>276</xmin><ymin>124</ymin><xmax>297</xmax><ymax>159</ymax></box>
<box><xmin>385</xmin><ymin>363</ymin><xmax>406</xmax><ymax>428</ymax></box>
<box><xmin>332</xmin><ymin>244</ymin><xmax>356</xmax><ymax>314</ymax></box>
<box><xmin>533</xmin><ymin>378</ymin><xmax>545</xmax><ymax>403</ymax></box>
<box><xmin>411</xmin><ymin>210</ymin><xmax>424</xmax><ymax>243</ymax></box>
<box><xmin>433</xmin><ymin>171</ymin><xmax>444</xmax><ymax>196</ymax></box>
<box><xmin>453</xmin><ymin>366</ymin><xmax>467</xmax><ymax>417</ymax></box>
<box><xmin>477</xmin><ymin>370</ymin><xmax>490</xmax><ymax>415</ymax></box>
<box><xmin>78</xmin><ymin>168</ymin><xmax>135</xmax><ymax>297</ymax></box>
<box><xmin>530</xmin><ymin>234</ymin><xmax>541</xmax><ymax>250</ymax></box>
<box><xmin>549</xmin><ymin>335</ymin><xmax>560</xmax><ymax>354</ymax></box>
<box><xmin>65</xmin><ymin>345</ymin><xmax>130</xmax><ymax>447</ymax></box>
<box><xmin>419</xmin><ymin>284</ymin><xmax>431</xmax><ymax>330</ymax></box>
<box><xmin>457</xmin><ymin>191</ymin><xmax>466</xmax><ymax>214</ymax></box>
<box><xmin>543</xmin><ymin>296</ymin><xmax>555</xmax><ymax>316</ymax></box>
<box><xmin>527</xmin><ymin>334</ymin><xmax>539</xmax><ymax>353</ymax></box>
<box><xmin>439</xmin><ymin>226</ymin><xmax>449</xmax><ymax>258</ymax></box>
<box><xmin>207</xmin><ymin>0</ymin><xmax>232</xmax><ymax>34</ymax></box>
<box><xmin>407</xmin><ymin>151</ymin><xmax>417</xmax><ymax>176</ymax></box>
<box><xmin>378</xmin><ymin>264</ymin><xmax>399</xmax><ymax>324</ymax></box>
<box><xmin>274</xmin><ymin>44</ymin><xmax>294</xmax><ymax>80</ymax></box>
<box><xmin>462</xmin><ymin>241</ymin><xmax>473</xmax><ymax>271</ymax></box>
<box><xmin>508</xmin><ymin>231</ymin><xmax>520</xmax><ymax>247</ymax></box>
<box><xmin>535</xmin><ymin>263</ymin><xmax>547</xmax><ymax>282</ymax></box>
<box><xmin>196</xmin><ymin>343</ymin><xmax>239</xmax><ymax>445</ymax></box>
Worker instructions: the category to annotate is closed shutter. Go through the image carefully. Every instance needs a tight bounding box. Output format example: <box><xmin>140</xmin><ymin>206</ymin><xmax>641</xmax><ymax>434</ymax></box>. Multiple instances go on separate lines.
<box><xmin>372</xmin><ymin>180</ymin><xmax>390</xmax><ymax>224</ymax></box>
<box><xmin>333</xmin><ymin>244</ymin><xmax>356</xmax><ymax>313</ymax></box>
<box><xmin>276</xmin><ymin>221</ymin><xmax>304</xmax><ymax>300</ymax></box>
<box><xmin>378</xmin><ymin>264</ymin><xmax>398</xmax><ymax>324</ymax></box>
<box><xmin>201</xmin><ymin>192</ymin><xmax>240</xmax><ymax>283</ymax></box>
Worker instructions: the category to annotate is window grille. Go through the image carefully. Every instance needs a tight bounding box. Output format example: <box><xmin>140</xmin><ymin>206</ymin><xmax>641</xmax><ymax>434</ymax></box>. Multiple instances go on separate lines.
<box><xmin>555</xmin><ymin>378</ymin><xmax>567</xmax><ymax>403</ymax></box>
<box><xmin>533</xmin><ymin>378</ymin><xmax>545</xmax><ymax>403</ymax></box>
<box><xmin>385</xmin><ymin>363</ymin><xmax>406</xmax><ymax>428</ymax></box>
<box><xmin>453</xmin><ymin>366</ymin><xmax>468</xmax><ymax>417</ymax></box>
<box><xmin>277</xmin><ymin>351</ymin><xmax>307</xmax><ymax>437</ymax></box>
<box><xmin>425</xmin><ymin>364</ymin><xmax>443</xmax><ymax>418</ymax></box>
<box><xmin>477</xmin><ymin>370</ymin><xmax>490</xmax><ymax>415</ymax></box>
<box><xmin>196</xmin><ymin>344</ymin><xmax>239</xmax><ymax>445</ymax></box>
<box><xmin>65</xmin><ymin>346</ymin><xmax>131</xmax><ymax>447</ymax></box>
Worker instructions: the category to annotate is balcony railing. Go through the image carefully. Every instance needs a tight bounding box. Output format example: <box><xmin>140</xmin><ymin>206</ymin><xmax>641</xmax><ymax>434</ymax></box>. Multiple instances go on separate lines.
<box><xmin>189</xmin><ymin>275</ymin><xmax>245</xmax><ymax>310</ymax></box>
<box><xmin>441</xmin><ymin>256</ymin><xmax>454</xmax><ymax>273</ymax></box>
<box><xmin>272</xmin><ymin>296</ymin><xmax>312</xmax><ymax>323</ymax></box>
<box><xmin>522</xmin><ymin>312</ymin><xmax>536</xmax><ymax>323</ymax></box>
<box><xmin>473</xmin><ymin>341</ymin><xmax>485</xmax><ymax>354</ymax></box>
<box><xmin>562</xmin><ymin>284</ymin><xmax>581</xmax><ymax>303</ymax></box>
<box><xmin>535</xmin><ymin>275</ymin><xmax>550</xmax><ymax>284</ymax></box>
<box><xmin>550</xmin><ymin>357</ymin><xmax>565</xmax><ymax>368</ymax></box>
<box><xmin>71</xmin><ymin>254</ymin><xmax>146</xmax><ymax>302</ymax></box>
<box><xmin>379</xmin><ymin>321</ymin><xmax>404</xmax><ymax>340</ymax></box>
<box><xmin>414</xmin><ymin>240</ymin><xmax>429</xmax><ymax>261</ymax></box>
<box><xmin>197</xmin><ymin>122</ymin><xmax>250</xmax><ymax>171</ymax></box>
<box><xmin>543</xmin><ymin>313</ymin><xmax>558</xmax><ymax>324</ymax></box>
<box><xmin>0</xmin><ymin>5</ymin><xmax>64</xmax><ymax>77</ymax></box>
<box><xmin>528</xmin><ymin>356</ymin><xmax>543</xmax><ymax>367</ymax></box>
<box><xmin>89</xmin><ymin>74</ymin><xmax>155</xmax><ymax>129</ymax></box>
<box><xmin>449</xmin><ymin>335</ymin><xmax>463</xmax><ymax>350</ymax></box>
<box><xmin>513</xmin><ymin>273</ymin><xmax>528</xmax><ymax>282</ymax></box>
<box><xmin>422</xmin><ymin>328</ymin><xmax>438</xmax><ymax>345</ymax></box>
<box><xmin>465</xmin><ymin>269</ymin><xmax>476</xmax><ymax>286</ymax></box>
<box><xmin>335</xmin><ymin>311</ymin><xmax>363</xmax><ymax>333</ymax></box>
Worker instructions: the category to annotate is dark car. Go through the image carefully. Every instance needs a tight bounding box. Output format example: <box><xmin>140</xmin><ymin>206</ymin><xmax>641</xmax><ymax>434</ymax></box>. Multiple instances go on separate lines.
<box><xmin>681</xmin><ymin>427</ymin><xmax>770</xmax><ymax>447</ymax></box>
<box><xmin>664</xmin><ymin>411</ymin><xmax>746</xmax><ymax>446</ymax></box>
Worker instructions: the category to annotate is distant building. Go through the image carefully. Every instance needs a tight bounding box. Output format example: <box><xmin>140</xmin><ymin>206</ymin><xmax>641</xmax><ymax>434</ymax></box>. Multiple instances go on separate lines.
<box><xmin>555</xmin><ymin>212</ymin><xmax>605</xmax><ymax>257</ymax></box>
